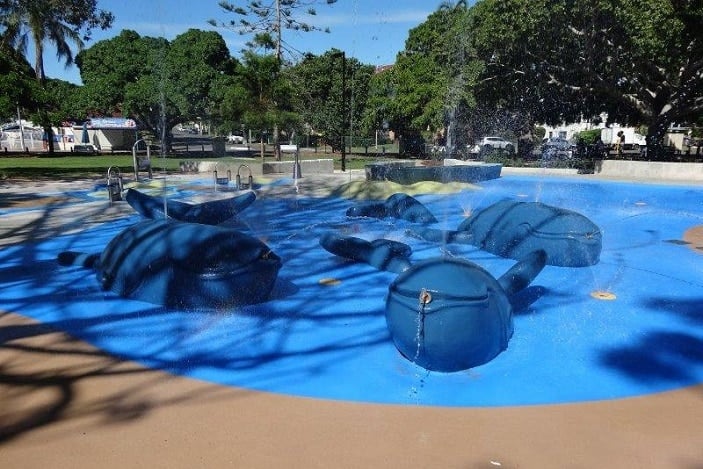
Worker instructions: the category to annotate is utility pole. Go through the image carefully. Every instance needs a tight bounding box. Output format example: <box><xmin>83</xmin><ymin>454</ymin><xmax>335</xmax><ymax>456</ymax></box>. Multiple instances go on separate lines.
<box><xmin>331</xmin><ymin>51</ymin><xmax>347</xmax><ymax>172</ymax></box>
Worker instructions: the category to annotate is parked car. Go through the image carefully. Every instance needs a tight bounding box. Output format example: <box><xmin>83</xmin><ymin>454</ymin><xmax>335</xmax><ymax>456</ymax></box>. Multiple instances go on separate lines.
<box><xmin>73</xmin><ymin>144</ymin><xmax>99</xmax><ymax>155</ymax></box>
<box><xmin>541</xmin><ymin>137</ymin><xmax>575</xmax><ymax>159</ymax></box>
<box><xmin>479</xmin><ymin>136</ymin><xmax>515</xmax><ymax>153</ymax></box>
<box><xmin>227</xmin><ymin>134</ymin><xmax>245</xmax><ymax>144</ymax></box>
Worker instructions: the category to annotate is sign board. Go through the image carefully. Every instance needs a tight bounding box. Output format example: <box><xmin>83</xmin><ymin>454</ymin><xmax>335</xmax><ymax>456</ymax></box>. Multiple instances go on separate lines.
<box><xmin>87</xmin><ymin>118</ymin><xmax>137</xmax><ymax>129</ymax></box>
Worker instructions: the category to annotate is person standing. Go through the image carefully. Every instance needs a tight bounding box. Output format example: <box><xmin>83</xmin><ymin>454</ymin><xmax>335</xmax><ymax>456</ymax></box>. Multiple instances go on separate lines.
<box><xmin>616</xmin><ymin>131</ymin><xmax>625</xmax><ymax>158</ymax></box>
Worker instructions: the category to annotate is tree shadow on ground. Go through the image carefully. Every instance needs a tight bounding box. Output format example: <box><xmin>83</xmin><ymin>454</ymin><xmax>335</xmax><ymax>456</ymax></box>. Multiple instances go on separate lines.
<box><xmin>0</xmin><ymin>190</ymin><xmax>396</xmax><ymax>444</ymax></box>
<box><xmin>0</xmin><ymin>312</ymin><xmax>253</xmax><ymax>444</ymax></box>
<box><xmin>599</xmin><ymin>296</ymin><xmax>703</xmax><ymax>390</ymax></box>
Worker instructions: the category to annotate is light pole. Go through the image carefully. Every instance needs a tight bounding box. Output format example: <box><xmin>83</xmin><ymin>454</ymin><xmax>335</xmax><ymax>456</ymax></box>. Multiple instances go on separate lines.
<box><xmin>331</xmin><ymin>51</ymin><xmax>347</xmax><ymax>171</ymax></box>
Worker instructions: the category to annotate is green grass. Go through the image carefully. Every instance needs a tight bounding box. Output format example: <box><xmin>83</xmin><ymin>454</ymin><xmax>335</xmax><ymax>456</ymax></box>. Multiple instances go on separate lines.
<box><xmin>0</xmin><ymin>151</ymin><xmax>394</xmax><ymax>180</ymax></box>
<box><xmin>0</xmin><ymin>154</ymin><xmax>167</xmax><ymax>180</ymax></box>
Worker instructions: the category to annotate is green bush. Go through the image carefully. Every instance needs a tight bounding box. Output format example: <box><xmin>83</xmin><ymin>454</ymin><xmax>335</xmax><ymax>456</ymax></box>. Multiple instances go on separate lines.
<box><xmin>575</xmin><ymin>129</ymin><xmax>602</xmax><ymax>145</ymax></box>
<box><xmin>484</xmin><ymin>152</ymin><xmax>526</xmax><ymax>167</ymax></box>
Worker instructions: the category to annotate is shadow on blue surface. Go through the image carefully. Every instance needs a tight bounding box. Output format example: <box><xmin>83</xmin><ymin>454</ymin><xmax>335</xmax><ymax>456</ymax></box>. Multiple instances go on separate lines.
<box><xmin>600</xmin><ymin>330</ymin><xmax>703</xmax><ymax>383</ymax></box>
<box><xmin>1</xmin><ymin>176</ymin><xmax>703</xmax><ymax>407</ymax></box>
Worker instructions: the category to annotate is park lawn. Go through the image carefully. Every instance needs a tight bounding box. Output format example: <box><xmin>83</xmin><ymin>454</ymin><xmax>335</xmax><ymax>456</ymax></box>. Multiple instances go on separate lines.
<box><xmin>0</xmin><ymin>154</ymin><xmax>174</xmax><ymax>180</ymax></box>
<box><xmin>0</xmin><ymin>152</ymin><xmax>385</xmax><ymax>180</ymax></box>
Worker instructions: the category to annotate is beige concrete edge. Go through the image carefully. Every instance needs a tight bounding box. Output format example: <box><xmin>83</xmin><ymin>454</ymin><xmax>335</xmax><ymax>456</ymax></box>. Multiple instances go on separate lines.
<box><xmin>1</xmin><ymin>310</ymin><xmax>702</xmax><ymax>469</ymax></box>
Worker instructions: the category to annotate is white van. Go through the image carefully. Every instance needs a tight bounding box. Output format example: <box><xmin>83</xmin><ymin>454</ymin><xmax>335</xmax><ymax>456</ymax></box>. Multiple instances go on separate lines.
<box><xmin>601</xmin><ymin>127</ymin><xmax>647</xmax><ymax>151</ymax></box>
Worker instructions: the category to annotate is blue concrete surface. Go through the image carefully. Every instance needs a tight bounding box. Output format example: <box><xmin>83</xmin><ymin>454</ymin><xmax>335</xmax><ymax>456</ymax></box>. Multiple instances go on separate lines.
<box><xmin>1</xmin><ymin>175</ymin><xmax>702</xmax><ymax>407</ymax></box>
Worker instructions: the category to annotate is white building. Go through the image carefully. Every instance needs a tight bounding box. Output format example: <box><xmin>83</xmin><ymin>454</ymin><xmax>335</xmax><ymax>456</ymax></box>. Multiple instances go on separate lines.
<box><xmin>542</xmin><ymin>114</ymin><xmax>690</xmax><ymax>150</ymax></box>
<box><xmin>72</xmin><ymin>117</ymin><xmax>138</xmax><ymax>152</ymax></box>
<box><xmin>2</xmin><ymin>117</ymin><xmax>138</xmax><ymax>152</ymax></box>
<box><xmin>540</xmin><ymin>113</ymin><xmax>611</xmax><ymax>141</ymax></box>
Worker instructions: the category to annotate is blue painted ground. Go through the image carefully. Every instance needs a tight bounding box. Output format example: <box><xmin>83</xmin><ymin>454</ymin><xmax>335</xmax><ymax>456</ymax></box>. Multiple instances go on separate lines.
<box><xmin>1</xmin><ymin>175</ymin><xmax>702</xmax><ymax>407</ymax></box>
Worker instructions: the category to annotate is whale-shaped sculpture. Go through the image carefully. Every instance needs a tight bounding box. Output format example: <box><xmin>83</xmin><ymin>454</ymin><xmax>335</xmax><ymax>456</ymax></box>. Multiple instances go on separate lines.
<box><xmin>346</xmin><ymin>193</ymin><xmax>438</xmax><ymax>224</ymax></box>
<box><xmin>410</xmin><ymin>200</ymin><xmax>601</xmax><ymax>267</ymax></box>
<box><xmin>58</xmin><ymin>219</ymin><xmax>281</xmax><ymax>309</ymax></box>
<box><xmin>318</xmin><ymin>232</ymin><xmax>546</xmax><ymax>371</ymax></box>
<box><xmin>386</xmin><ymin>251</ymin><xmax>546</xmax><ymax>372</ymax></box>
<box><xmin>319</xmin><ymin>233</ymin><xmax>412</xmax><ymax>273</ymax></box>
<box><xmin>126</xmin><ymin>188</ymin><xmax>256</xmax><ymax>225</ymax></box>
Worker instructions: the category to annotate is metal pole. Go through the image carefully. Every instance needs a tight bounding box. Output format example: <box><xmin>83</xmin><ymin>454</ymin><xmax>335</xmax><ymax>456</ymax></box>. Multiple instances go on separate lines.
<box><xmin>132</xmin><ymin>140</ymin><xmax>139</xmax><ymax>179</ymax></box>
<box><xmin>330</xmin><ymin>51</ymin><xmax>347</xmax><ymax>172</ymax></box>
<box><xmin>132</xmin><ymin>138</ymin><xmax>145</xmax><ymax>180</ymax></box>
<box><xmin>340</xmin><ymin>52</ymin><xmax>346</xmax><ymax>172</ymax></box>
<box><xmin>17</xmin><ymin>106</ymin><xmax>25</xmax><ymax>151</ymax></box>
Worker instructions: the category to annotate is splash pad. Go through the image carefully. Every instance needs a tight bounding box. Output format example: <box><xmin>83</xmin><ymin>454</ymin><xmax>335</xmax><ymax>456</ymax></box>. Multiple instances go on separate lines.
<box><xmin>2</xmin><ymin>174</ymin><xmax>703</xmax><ymax>407</ymax></box>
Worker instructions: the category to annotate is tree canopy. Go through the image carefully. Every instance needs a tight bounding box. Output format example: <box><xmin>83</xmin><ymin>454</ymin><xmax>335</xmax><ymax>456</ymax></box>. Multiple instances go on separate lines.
<box><xmin>76</xmin><ymin>29</ymin><xmax>237</xmax><ymax>148</ymax></box>
<box><xmin>467</xmin><ymin>0</ymin><xmax>703</xmax><ymax>154</ymax></box>
<box><xmin>0</xmin><ymin>41</ymin><xmax>39</xmax><ymax>117</ymax></box>
<box><xmin>218</xmin><ymin>50</ymin><xmax>300</xmax><ymax>158</ymax></box>
<box><xmin>289</xmin><ymin>50</ymin><xmax>374</xmax><ymax>150</ymax></box>
<box><xmin>362</xmin><ymin>0</ymin><xmax>702</xmax><ymax>156</ymax></box>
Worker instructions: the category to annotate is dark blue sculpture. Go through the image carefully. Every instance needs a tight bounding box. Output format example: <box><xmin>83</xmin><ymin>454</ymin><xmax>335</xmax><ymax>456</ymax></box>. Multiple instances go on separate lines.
<box><xmin>126</xmin><ymin>188</ymin><xmax>256</xmax><ymax>225</ymax></box>
<box><xmin>386</xmin><ymin>251</ymin><xmax>546</xmax><ymax>372</ymax></box>
<box><xmin>319</xmin><ymin>232</ymin><xmax>546</xmax><ymax>372</ymax></box>
<box><xmin>346</xmin><ymin>193</ymin><xmax>438</xmax><ymax>224</ymax></box>
<box><xmin>58</xmin><ymin>219</ymin><xmax>281</xmax><ymax>309</ymax></box>
<box><xmin>411</xmin><ymin>200</ymin><xmax>601</xmax><ymax>267</ymax></box>
<box><xmin>319</xmin><ymin>233</ymin><xmax>412</xmax><ymax>273</ymax></box>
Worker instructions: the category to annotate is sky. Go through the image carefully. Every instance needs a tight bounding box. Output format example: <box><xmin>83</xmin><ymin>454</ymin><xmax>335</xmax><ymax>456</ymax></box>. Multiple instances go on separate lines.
<box><xmin>41</xmin><ymin>0</ymin><xmax>445</xmax><ymax>85</ymax></box>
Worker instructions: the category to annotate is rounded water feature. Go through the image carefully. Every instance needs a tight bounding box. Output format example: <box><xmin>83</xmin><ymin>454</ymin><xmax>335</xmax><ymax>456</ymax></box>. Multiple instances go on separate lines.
<box><xmin>384</xmin><ymin>250</ymin><xmax>546</xmax><ymax>372</ymax></box>
<box><xmin>385</xmin><ymin>258</ymin><xmax>514</xmax><ymax>372</ymax></box>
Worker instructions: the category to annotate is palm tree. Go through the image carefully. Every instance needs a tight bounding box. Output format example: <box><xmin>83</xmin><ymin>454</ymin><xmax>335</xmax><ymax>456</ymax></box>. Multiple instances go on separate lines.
<box><xmin>1</xmin><ymin>0</ymin><xmax>113</xmax><ymax>153</ymax></box>
<box><xmin>1</xmin><ymin>0</ymin><xmax>113</xmax><ymax>83</ymax></box>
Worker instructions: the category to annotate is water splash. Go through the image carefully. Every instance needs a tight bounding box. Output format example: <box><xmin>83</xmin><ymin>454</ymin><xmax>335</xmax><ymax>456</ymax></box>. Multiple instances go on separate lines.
<box><xmin>412</xmin><ymin>288</ymin><xmax>431</xmax><ymax>363</ymax></box>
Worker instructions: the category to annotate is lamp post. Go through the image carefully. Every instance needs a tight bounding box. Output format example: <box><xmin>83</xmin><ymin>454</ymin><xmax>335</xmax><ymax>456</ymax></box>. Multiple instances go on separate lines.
<box><xmin>331</xmin><ymin>51</ymin><xmax>347</xmax><ymax>171</ymax></box>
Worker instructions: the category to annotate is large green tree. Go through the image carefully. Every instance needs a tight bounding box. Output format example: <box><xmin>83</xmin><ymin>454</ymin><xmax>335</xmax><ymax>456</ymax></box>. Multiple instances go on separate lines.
<box><xmin>363</xmin><ymin>1</ymin><xmax>482</xmax><ymax>156</ymax></box>
<box><xmin>289</xmin><ymin>50</ymin><xmax>373</xmax><ymax>151</ymax></box>
<box><xmin>219</xmin><ymin>51</ymin><xmax>300</xmax><ymax>159</ymax></box>
<box><xmin>160</xmin><ymin>28</ymin><xmax>237</xmax><ymax>143</ymax></box>
<box><xmin>210</xmin><ymin>0</ymin><xmax>338</xmax><ymax>159</ymax></box>
<box><xmin>76</xmin><ymin>30</ymin><xmax>156</xmax><ymax>115</ymax></box>
<box><xmin>77</xmin><ymin>29</ymin><xmax>237</xmax><ymax>150</ymax></box>
<box><xmin>393</xmin><ymin>3</ymin><xmax>467</xmax><ymax>133</ymax></box>
<box><xmin>468</xmin><ymin>0</ymin><xmax>703</xmax><ymax>157</ymax></box>
<box><xmin>360</xmin><ymin>66</ymin><xmax>394</xmax><ymax>138</ymax></box>
<box><xmin>0</xmin><ymin>44</ymin><xmax>81</xmax><ymax>152</ymax></box>
<box><xmin>0</xmin><ymin>41</ymin><xmax>39</xmax><ymax>119</ymax></box>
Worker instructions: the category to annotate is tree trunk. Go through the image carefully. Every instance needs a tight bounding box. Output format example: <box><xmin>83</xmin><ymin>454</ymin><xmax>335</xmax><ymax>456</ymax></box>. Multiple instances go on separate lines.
<box><xmin>275</xmin><ymin>0</ymin><xmax>282</xmax><ymax>62</ymax></box>
<box><xmin>273</xmin><ymin>124</ymin><xmax>281</xmax><ymax>160</ymax></box>
<box><xmin>33</xmin><ymin>32</ymin><xmax>46</xmax><ymax>83</ymax></box>
<box><xmin>646</xmin><ymin>117</ymin><xmax>670</xmax><ymax>160</ymax></box>
<box><xmin>44</xmin><ymin>125</ymin><xmax>55</xmax><ymax>154</ymax></box>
